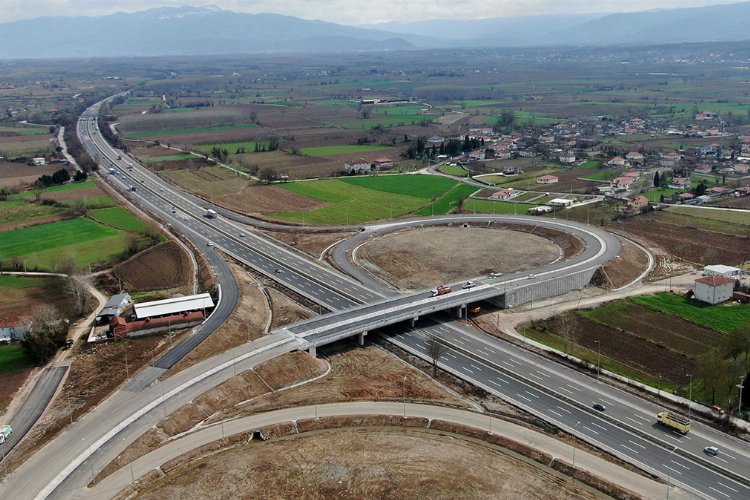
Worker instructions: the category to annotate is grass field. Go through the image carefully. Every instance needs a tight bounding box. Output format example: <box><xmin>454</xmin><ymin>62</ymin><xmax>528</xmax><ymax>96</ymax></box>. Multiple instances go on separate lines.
<box><xmin>0</xmin><ymin>274</ymin><xmax>40</xmax><ymax>289</ymax></box>
<box><xmin>0</xmin><ymin>218</ymin><xmax>130</xmax><ymax>269</ymax></box>
<box><xmin>0</xmin><ymin>200</ymin><xmax>62</xmax><ymax>226</ymax></box>
<box><xmin>299</xmin><ymin>145</ymin><xmax>392</xmax><ymax>157</ymax></box>
<box><xmin>9</xmin><ymin>181</ymin><xmax>97</xmax><ymax>200</ymax></box>
<box><xmin>413</xmin><ymin>184</ymin><xmax>478</xmax><ymax>216</ymax></box>
<box><xmin>0</xmin><ymin>345</ymin><xmax>32</xmax><ymax>373</ymax></box>
<box><xmin>666</xmin><ymin>206</ymin><xmax>750</xmax><ymax>225</ymax></box>
<box><xmin>463</xmin><ymin>198</ymin><xmax>536</xmax><ymax>214</ymax></box>
<box><xmin>633</xmin><ymin>293</ymin><xmax>750</xmax><ymax>333</ymax></box>
<box><xmin>89</xmin><ymin>207</ymin><xmax>149</xmax><ymax>232</ymax></box>
<box><xmin>123</xmin><ymin>124</ymin><xmax>258</xmax><ymax>139</ymax></box>
<box><xmin>0</xmin><ymin>126</ymin><xmax>49</xmax><ymax>136</ymax></box>
<box><xmin>140</xmin><ymin>154</ymin><xmax>195</xmax><ymax>164</ymax></box>
<box><xmin>273</xmin><ymin>175</ymin><xmax>457</xmax><ymax>224</ymax></box>
<box><xmin>437</xmin><ymin>165</ymin><xmax>468</xmax><ymax>177</ymax></box>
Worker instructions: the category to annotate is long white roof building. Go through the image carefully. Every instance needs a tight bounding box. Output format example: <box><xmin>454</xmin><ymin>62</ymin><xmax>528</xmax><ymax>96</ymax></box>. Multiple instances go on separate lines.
<box><xmin>134</xmin><ymin>293</ymin><xmax>215</xmax><ymax>320</ymax></box>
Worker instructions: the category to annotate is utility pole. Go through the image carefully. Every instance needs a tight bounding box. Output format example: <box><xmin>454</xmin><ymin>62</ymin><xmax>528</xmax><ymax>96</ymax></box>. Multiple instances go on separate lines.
<box><xmin>594</xmin><ymin>340</ymin><xmax>601</xmax><ymax>381</ymax></box>
<box><xmin>686</xmin><ymin>374</ymin><xmax>693</xmax><ymax>421</ymax></box>
<box><xmin>738</xmin><ymin>376</ymin><xmax>745</xmax><ymax>415</ymax></box>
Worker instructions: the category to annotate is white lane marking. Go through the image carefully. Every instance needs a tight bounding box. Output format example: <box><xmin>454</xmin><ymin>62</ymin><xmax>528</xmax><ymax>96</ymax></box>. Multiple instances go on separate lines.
<box><xmin>715</xmin><ymin>457</ymin><xmax>728</xmax><ymax>464</ymax></box>
<box><xmin>717</xmin><ymin>482</ymin><xmax>739</xmax><ymax>493</ymax></box>
<box><xmin>582</xmin><ymin>425</ymin><xmax>599</xmax><ymax>435</ymax></box>
<box><xmin>591</xmin><ymin>422</ymin><xmax>608</xmax><ymax>431</ymax></box>
<box><xmin>559</xmin><ymin>387</ymin><xmax>574</xmax><ymax>395</ymax></box>
<box><xmin>632</xmin><ymin>414</ymin><xmax>650</xmax><ymax>423</ymax></box>
<box><xmin>600</xmin><ymin>399</ymin><xmax>613</xmax><ymax>406</ymax></box>
<box><xmin>625</xmin><ymin>416</ymin><xmax>644</xmax><ymax>426</ymax></box>
<box><xmin>517</xmin><ymin>394</ymin><xmax>531</xmax><ymax>402</ymax></box>
<box><xmin>528</xmin><ymin>373</ymin><xmax>544</xmax><ymax>381</ymax></box>
<box><xmin>536</xmin><ymin>370</ymin><xmax>551</xmax><ymax>378</ymax></box>
<box><xmin>722</xmin><ymin>452</ymin><xmax>737</xmax><ymax>460</ymax></box>
<box><xmin>708</xmin><ymin>487</ymin><xmax>730</xmax><ymax>497</ymax></box>
<box><xmin>524</xmin><ymin>391</ymin><xmax>539</xmax><ymax>399</ymax></box>
<box><xmin>628</xmin><ymin>440</ymin><xmax>646</xmax><ymax>450</ymax></box>
<box><xmin>620</xmin><ymin>444</ymin><xmax>639</xmax><ymax>454</ymax></box>
<box><xmin>669</xmin><ymin>460</ymin><xmax>689</xmax><ymax>470</ymax></box>
<box><xmin>566</xmin><ymin>384</ymin><xmax>581</xmax><ymax>392</ymax></box>
<box><xmin>464</xmin><ymin>367</ymin><xmax>474</xmax><ymax>374</ymax></box>
<box><xmin>507</xmin><ymin>358</ymin><xmax>522</xmax><ymax>366</ymax></box>
<box><xmin>556</xmin><ymin>406</ymin><xmax>572</xmax><ymax>414</ymax></box>
<box><xmin>661</xmin><ymin>464</ymin><xmax>681</xmax><ymax>475</ymax></box>
<box><xmin>469</xmin><ymin>363</ymin><xmax>483</xmax><ymax>371</ymax></box>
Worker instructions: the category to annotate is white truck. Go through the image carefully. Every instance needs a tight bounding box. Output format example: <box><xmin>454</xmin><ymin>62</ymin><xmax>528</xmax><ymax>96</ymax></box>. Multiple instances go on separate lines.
<box><xmin>205</xmin><ymin>209</ymin><xmax>218</xmax><ymax>219</ymax></box>
<box><xmin>0</xmin><ymin>425</ymin><xmax>12</xmax><ymax>444</ymax></box>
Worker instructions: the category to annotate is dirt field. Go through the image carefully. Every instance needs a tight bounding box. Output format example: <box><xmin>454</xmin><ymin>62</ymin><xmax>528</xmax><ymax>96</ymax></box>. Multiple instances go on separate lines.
<box><xmin>168</xmin><ymin>261</ymin><xmax>270</xmax><ymax>374</ymax></box>
<box><xmin>268</xmin><ymin>287</ymin><xmax>314</xmax><ymax>329</ymax></box>
<box><xmin>597</xmin><ymin>236</ymin><xmax>651</xmax><ymax>288</ymax></box>
<box><xmin>133</xmin><ymin>428</ymin><xmax>597</xmax><ymax>500</ymax></box>
<box><xmin>0</xmin><ymin>367</ymin><xmax>34</xmax><ymax>416</ymax></box>
<box><xmin>112</xmin><ymin>241</ymin><xmax>192</xmax><ymax>292</ymax></box>
<box><xmin>712</xmin><ymin>196</ymin><xmax>750</xmax><ymax>209</ymax></box>
<box><xmin>5</xmin><ymin>334</ymin><xmax>187</xmax><ymax>473</ymax></box>
<box><xmin>356</xmin><ymin>226</ymin><xmax>562</xmax><ymax>290</ymax></box>
<box><xmin>0</xmin><ymin>161</ymin><xmax>61</xmax><ymax>188</ymax></box>
<box><xmin>620</xmin><ymin>213</ymin><xmax>749</xmax><ymax>265</ymax></box>
<box><xmin>262</xmin><ymin>229</ymin><xmax>355</xmax><ymax>258</ymax></box>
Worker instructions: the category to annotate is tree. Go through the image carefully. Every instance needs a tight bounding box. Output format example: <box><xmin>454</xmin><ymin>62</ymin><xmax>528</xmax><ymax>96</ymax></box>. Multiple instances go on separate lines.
<box><xmin>695</xmin><ymin>182</ymin><xmax>706</xmax><ymax>197</ymax></box>
<box><xmin>555</xmin><ymin>313</ymin><xmax>577</xmax><ymax>356</ymax></box>
<box><xmin>32</xmin><ymin>181</ymin><xmax>46</xmax><ymax>202</ymax></box>
<box><xmin>258</xmin><ymin>167</ymin><xmax>278</xmax><ymax>184</ymax></box>
<box><xmin>697</xmin><ymin>348</ymin><xmax>729</xmax><ymax>405</ymax></box>
<box><xmin>23</xmin><ymin>304</ymin><xmax>68</xmax><ymax>365</ymax></box>
<box><xmin>653</xmin><ymin>171</ymin><xmax>660</xmax><ymax>187</ymax></box>
<box><xmin>69</xmin><ymin>274</ymin><xmax>91</xmax><ymax>316</ymax></box>
<box><xmin>427</xmin><ymin>334</ymin><xmax>447</xmax><ymax>378</ymax></box>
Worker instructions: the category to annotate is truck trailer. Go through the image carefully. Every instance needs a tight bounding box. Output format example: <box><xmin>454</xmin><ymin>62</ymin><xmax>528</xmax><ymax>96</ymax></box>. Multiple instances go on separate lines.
<box><xmin>657</xmin><ymin>411</ymin><xmax>691</xmax><ymax>434</ymax></box>
<box><xmin>0</xmin><ymin>424</ymin><xmax>12</xmax><ymax>444</ymax></box>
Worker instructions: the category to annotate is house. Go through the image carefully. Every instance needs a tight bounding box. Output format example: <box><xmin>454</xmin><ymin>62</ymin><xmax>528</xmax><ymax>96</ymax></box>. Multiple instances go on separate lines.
<box><xmin>536</xmin><ymin>175</ymin><xmax>559</xmax><ymax>185</ymax></box>
<box><xmin>344</xmin><ymin>161</ymin><xmax>372</xmax><ymax>175</ymax></box>
<box><xmin>607</xmin><ymin>156</ymin><xmax>626</xmax><ymax>168</ymax></box>
<box><xmin>628</xmin><ymin>195</ymin><xmax>649</xmax><ymax>210</ymax></box>
<box><xmin>694</xmin><ymin>275</ymin><xmax>735</xmax><ymax>305</ymax></box>
<box><xmin>695</xmin><ymin>111</ymin><xmax>718</xmax><ymax>121</ymax></box>
<box><xmin>427</xmin><ymin>136</ymin><xmax>444</xmax><ymax>143</ymax></box>
<box><xmin>693</xmin><ymin>165</ymin><xmax>712</xmax><ymax>174</ymax></box>
<box><xmin>528</xmin><ymin>205</ymin><xmax>553</xmax><ymax>215</ymax></box>
<box><xmin>373</xmin><ymin>157</ymin><xmax>394</xmax><ymax>170</ymax></box>
<box><xmin>32</xmin><ymin>157</ymin><xmax>46</xmax><ymax>166</ymax></box>
<box><xmin>96</xmin><ymin>293</ymin><xmax>132</xmax><ymax>325</ymax></box>
<box><xmin>734</xmin><ymin>164</ymin><xmax>749</xmax><ymax>174</ymax></box>
<box><xmin>660</xmin><ymin>151</ymin><xmax>681</xmax><ymax>167</ymax></box>
<box><xmin>611</xmin><ymin>176</ymin><xmax>636</xmax><ymax>190</ymax></box>
<box><xmin>626</xmin><ymin>151</ymin><xmax>644</xmax><ymax>162</ymax></box>
<box><xmin>669</xmin><ymin>177</ymin><xmax>691</xmax><ymax>189</ymax></box>
<box><xmin>735</xmin><ymin>186</ymin><xmax>750</xmax><ymax>196</ymax></box>
<box><xmin>706</xmin><ymin>186</ymin><xmax>729</xmax><ymax>195</ymax></box>
<box><xmin>490</xmin><ymin>189</ymin><xmax>518</xmax><ymax>201</ymax></box>
<box><xmin>0</xmin><ymin>316</ymin><xmax>32</xmax><ymax>343</ymax></box>
<box><xmin>559</xmin><ymin>151</ymin><xmax>576</xmax><ymax>164</ymax></box>
<box><xmin>678</xmin><ymin>192</ymin><xmax>695</xmax><ymax>202</ymax></box>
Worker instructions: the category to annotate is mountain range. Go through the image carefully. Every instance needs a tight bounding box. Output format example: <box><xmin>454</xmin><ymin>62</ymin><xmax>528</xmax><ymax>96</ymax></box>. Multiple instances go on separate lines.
<box><xmin>3</xmin><ymin>2</ymin><xmax>750</xmax><ymax>59</ymax></box>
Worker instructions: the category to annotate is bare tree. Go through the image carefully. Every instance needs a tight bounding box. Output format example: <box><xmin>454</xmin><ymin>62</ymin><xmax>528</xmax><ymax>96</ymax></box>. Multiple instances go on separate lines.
<box><xmin>32</xmin><ymin>182</ymin><xmax>46</xmax><ymax>203</ymax></box>
<box><xmin>69</xmin><ymin>274</ymin><xmax>92</xmax><ymax>316</ymax></box>
<box><xmin>23</xmin><ymin>304</ymin><xmax>68</xmax><ymax>364</ymax></box>
<box><xmin>556</xmin><ymin>313</ymin><xmax>577</xmax><ymax>356</ymax></box>
<box><xmin>427</xmin><ymin>334</ymin><xmax>447</xmax><ymax>378</ymax></box>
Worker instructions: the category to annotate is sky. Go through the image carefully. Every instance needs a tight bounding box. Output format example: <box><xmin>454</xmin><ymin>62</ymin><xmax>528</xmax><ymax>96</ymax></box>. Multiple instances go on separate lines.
<box><xmin>0</xmin><ymin>0</ymin><xmax>743</xmax><ymax>25</ymax></box>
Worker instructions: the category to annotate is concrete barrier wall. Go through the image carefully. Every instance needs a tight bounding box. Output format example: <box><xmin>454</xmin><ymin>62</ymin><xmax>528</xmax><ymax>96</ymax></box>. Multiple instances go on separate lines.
<box><xmin>502</xmin><ymin>267</ymin><xmax>597</xmax><ymax>308</ymax></box>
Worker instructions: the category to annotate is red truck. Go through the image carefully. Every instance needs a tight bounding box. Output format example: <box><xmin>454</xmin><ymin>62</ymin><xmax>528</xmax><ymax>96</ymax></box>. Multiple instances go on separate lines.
<box><xmin>431</xmin><ymin>285</ymin><xmax>452</xmax><ymax>297</ymax></box>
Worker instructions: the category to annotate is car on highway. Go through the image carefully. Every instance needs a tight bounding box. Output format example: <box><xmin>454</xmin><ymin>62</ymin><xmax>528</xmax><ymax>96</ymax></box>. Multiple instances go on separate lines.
<box><xmin>239</xmin><ymin>233</ymin><xmax>245</xmax><ymax>237</ymax></box>
<box><xmin>488</xmin><ymin>272</ymin><xmax>503</xmax><ymax>278</ymax></box>
<box><xmin>171</xmin><ymin>208</ymin><xmax>177</xmax><ymax>214</ymax></box>
<box><xmin>527</xmin><ymin>273</ymin><xmax>536</xmax><ymax>279</ymax></box>
<box><xmin>207</xmin><ymin>241</ymin><xmax>214</xmax><ymax>247</ymax></box>
<box><xmin>593</xmin><ymin>403</ymin><xmax>606</xmax><ymax>412</ymax></box>
<box><xmin>274</xmin><ymin>268</ymin><xmax>284</xmax><ymax>274</ymax></box>
<box><xmin>462</xmin><ymin>281</ymin><xmax>475</xmax><ymax>289</ymax></box>
<box><xmin>704</xmin><ymin>446</ymin><xmax>719</xmax><ymax>456</ymax></box>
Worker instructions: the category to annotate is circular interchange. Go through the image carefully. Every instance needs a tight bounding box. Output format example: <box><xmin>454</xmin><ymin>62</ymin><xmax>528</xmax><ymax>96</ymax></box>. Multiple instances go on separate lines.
<box><xmin>332</xmin><ymin>215</ymin><xmax>621</xmax><ymax>295</ymax></box>
<box><xmin>355</xmin><ymin>226</ymin><xmax>563</xmax><ymax>291</ymax></box>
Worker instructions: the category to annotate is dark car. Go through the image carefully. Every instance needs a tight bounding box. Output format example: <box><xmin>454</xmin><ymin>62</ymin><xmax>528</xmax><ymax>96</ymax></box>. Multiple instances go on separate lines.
<box><xmin>274</xmin><ymin>268</ymin><xmax>284</xmax><ymax>274</ymax></box>
<box><xmin>593</xmin><ymin>403</ymin><xmax>606</xmax><ymax>412</ymax></box>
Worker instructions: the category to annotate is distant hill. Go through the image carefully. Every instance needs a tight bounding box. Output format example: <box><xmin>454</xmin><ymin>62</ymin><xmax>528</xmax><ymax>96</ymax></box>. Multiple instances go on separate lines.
<box><xmin>4</xmin><ymin>2</ymin><xmax>750</xmax><ymax>59</ymax></box>
<box><xmin>0</xmin><ymin>5</ymin><xmax>418</xmax><ymax>59</ymax></box>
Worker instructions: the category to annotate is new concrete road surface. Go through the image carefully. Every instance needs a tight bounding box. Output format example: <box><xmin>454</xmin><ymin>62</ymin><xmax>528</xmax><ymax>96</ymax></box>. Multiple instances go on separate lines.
<box><xmin>1</xmin><ymin>367</ymin><xmax>67</xmax><ymax>456</ymax></box>
<box><xmin>79</xmin><ymin>402</ymin><xmax>688</xmax><ymax>500</ymax></box>
<box><xmin>0</xmin><ymin>333</ymin><xmax>302</xmax><ymax>500</ymax></box>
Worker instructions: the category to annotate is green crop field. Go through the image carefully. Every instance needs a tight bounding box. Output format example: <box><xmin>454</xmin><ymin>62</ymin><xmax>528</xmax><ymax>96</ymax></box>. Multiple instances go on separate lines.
<box><xmin>633</xmin><ymin>293</ymin><xmax>750</xmax><ymax>333</ymax></box>
<box><xmin>579</xmin><ymin>160</ymin><xmax>600</xmax><ymax>169</ymax></box>
<box><xmin>437</xmin><ymin>165</ymin><xmax>468</xmax><ymax>177</ymax></box>
<box><xmin>195</xmin><ymin>141</ymin><xmax>269</xmax><ymax>154</ymax></box>
<box><xmin>0</xmin><ymin>200</ymin><xmax>62</xmax><ymax>225</ymax></box>
<box><xmin>0</xmin><ymin>345</ymin><xmax>32</xmax><ymax>373</ymax></box>
<box><xmin>140</xmin><ymin>154</ymin><xmax>195</xmax><ymax>164</ymax></box>
<box><xmin>0</xmin><ymin>218</ymin><xmax>130</xmax><ymax>269</ymax></box>
<box><xmin>299</xmin><ymin>145</ymin><xmax>392</xmax><ymax>157</ymax></box>
<box><xmin>0</xmin><ymin>126</ymin><xmax>49</xmax><ymax>136</ymax></box>
<box><xmin>0</xmin><ymin>274</ymin><xmax>40</xmax><ymax>289</ymax></box>
<box><xmin>9</xmin><ymin>181</ymin><xmax>97</xmax><ymax>200</ymax></box>
<box><xmin>463</xmin><ymin>199</ymin><xmax>535</xmax><ymax>214</ymax></box>
<box><xmin>583</xmin><ymin>169</ymin><xmax>623</xmax><ymax>181</ymax></box>
<box><xmin>414</xmin><ymin>184</ymin><xmax>478</xmax><ymax>216</ymax></box>
<box><xmin>274</xmin><ymin>175</ymin><xmax>457</xmax><ymax>224</ymax></box>
<box><xmin>123</xmin><ymin>124</ymin><xmax>258</xmax><ymax>139</ymax></box>
<box><xmin>89</xmin><ymin>207</ymin><xmax>148</xmax><ymax>232</ymax></box>
<box><xmin>666</xmin><ymin>206</ymin><xmax>750</xmax><ymax>226</ymax></box>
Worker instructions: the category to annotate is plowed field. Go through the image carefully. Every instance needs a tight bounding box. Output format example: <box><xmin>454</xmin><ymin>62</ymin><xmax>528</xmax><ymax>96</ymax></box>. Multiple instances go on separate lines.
<box><xmin>113</xmin><ymin>241</ymin><xmax>191</xmax><ymax>291</ymax></box>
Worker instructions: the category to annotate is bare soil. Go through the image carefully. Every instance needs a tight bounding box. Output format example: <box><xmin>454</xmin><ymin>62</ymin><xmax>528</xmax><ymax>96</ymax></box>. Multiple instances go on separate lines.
<box><xmin>112</xmin><ymin>241</ymin><xmax>192</xmax><ymax>292</ymax></box>
<box><xmin>619</xmin><ymin>213</ymin><xmax>749</xmax><ymax>265</ymax></box>
<box><xmin>356</xmin><ymin>226</ymin><xmax>562</xmax><ymax>290</ymax></box>
<box><xmin>597</xmin><ymin>236</ymin><xmax>651</xmax><ymax>288</ymax></box>
<box><xmin>0</xmin><ymin>367</ymin><xmax>34</xmax><ymax>416</ymax></box>
<box><xmin>168</xmin><ymin>261</ymin><xmax>270</xmax><ymax>374</ymax></box>
<box><xmin>712</xmin><ymin>196</ymin><xmax>750</xmax><ymax>209</ymax></box>
<box><xmin>0</xmin><ymin>161</ymin><xmax>61</xmax><ymax>188</ymax></box>
<box><xmin>268</xmin><ymin>287</ymin><xmax>314</xmax><ymax>329</ymax></box>
<box><xmin>261</xmin><ymin>229</ymin><xmax>355</xmax><ymax>258</ymax></box>
<box><xmin>132</xmin><ymin>427</ymin><xmax>598</xmax><ymax>500</ymax></box>
<box><xmin>5</xmin><ymin>334</ymin><xmax>188</xmax><ymax>473</ymax></box>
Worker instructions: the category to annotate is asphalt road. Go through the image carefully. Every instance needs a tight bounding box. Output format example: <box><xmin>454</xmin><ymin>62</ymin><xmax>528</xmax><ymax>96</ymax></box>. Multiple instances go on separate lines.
<box><xmin>1</xmin><ymin>367</ymin><xmax>67</xmax><ymax>457</ymax></box>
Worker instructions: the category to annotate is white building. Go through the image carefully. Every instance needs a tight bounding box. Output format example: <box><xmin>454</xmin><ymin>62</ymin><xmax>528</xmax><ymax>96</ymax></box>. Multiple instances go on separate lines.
<box><xmin>344</xmin><ymin>162</ymin><xmax>371</xmax><ymax>175</ymax></box>
<box><xmin>0</xmin><ymin>316</ymin><xmax>32</xmax><ymax>342</ymax></box>
<box><xmin>548</xmin><ymin>198</ymin><xmax>574</xmax><ymax>208</ymax></box>
<box><xmin>694</xmin><ymin>276</ymin><xmax>735</xmax><ymax>305</ymax></box>
<box><xmin>134</xmin><ymin>293</ymin><xmax>215</xmax><ymax>320</ymax></box>
<box><xmin>703</xmin><ymin>265</ymin><xmax>741</xmax><ymax>279</ymax></box>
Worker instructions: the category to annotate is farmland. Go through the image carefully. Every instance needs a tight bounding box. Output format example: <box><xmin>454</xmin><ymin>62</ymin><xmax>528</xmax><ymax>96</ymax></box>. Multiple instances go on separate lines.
<box><xmin>632</xmin><ymin>293</ymin><xmax>750</xmax><ymax>334</ymax></box>
<box><xmin>140</xmin><ymin>154</ymin><xmax>195</xmax><ymax>164</ymax></box>
<box><xmin>112</xmin><ymin>241</ymin><xmax>192</xmax><ymax>292</ymax></box>
<box><xmin>89</xmin><ymin>207</ymin><xmax>150</xmax><ymax>233</ymax></box>
<box><xmin>122</xmin><ymin>124</ymin><xmax>259</xmax><ymax>139</ymax></box>
<box><xmin>299</xmin><ymin>144</ymin><xmax>393</xmax><ymax>157</ymax></box>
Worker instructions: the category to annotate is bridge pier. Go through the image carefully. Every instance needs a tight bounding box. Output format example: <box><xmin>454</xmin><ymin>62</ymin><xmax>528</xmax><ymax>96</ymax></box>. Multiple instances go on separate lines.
<box><xmin>410</xmin><ymin>317</ymin><xmax>419</xmax><ymax>327</ymax></box>
<box><xmin>308</xmin><ymin>345</ymin><xmax>317</xmax><ymax>357</ymax></box>
<box><xmin>358</xmin><ymin>331</ymin><xmax>367</xmax><ymax>346</ymax></box>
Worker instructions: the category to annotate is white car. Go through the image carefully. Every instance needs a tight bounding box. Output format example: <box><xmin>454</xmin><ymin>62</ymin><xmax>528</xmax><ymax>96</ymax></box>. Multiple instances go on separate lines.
<box><xmin>462</xmin><ymin>281</ymin><xmax>475</xmax><ymax>289</ymax></box>
<box><xmin>207</xmin><ymin>241</ymin><xmax>214</xmax><ymax>247</ymax></box>
<box><xmin>704</xmin><ymin>446</ymin><xmax>718</xmax><ymax>456</ymax></box>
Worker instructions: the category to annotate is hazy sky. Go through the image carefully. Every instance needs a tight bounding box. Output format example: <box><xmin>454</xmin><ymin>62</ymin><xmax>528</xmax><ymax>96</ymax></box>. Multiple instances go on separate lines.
<box><xmin>0</xmin><ymin>0</ymin><xmax>743</xmax><ymax>25</ymax></box>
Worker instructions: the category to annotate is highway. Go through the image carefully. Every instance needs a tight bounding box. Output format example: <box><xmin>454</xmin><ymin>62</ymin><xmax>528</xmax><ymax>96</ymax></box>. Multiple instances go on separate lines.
<box><xmin>0</xmin><ymin>95</ymin><xmax>745</xmax><ymax>500</ymax></box>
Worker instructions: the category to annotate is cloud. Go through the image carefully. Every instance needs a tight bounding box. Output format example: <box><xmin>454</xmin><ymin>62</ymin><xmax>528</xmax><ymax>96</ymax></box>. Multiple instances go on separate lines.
<box><xmin>0</xmin><ymin>0</ymin><xmax>742</xmax><ymax>25</ymax></box>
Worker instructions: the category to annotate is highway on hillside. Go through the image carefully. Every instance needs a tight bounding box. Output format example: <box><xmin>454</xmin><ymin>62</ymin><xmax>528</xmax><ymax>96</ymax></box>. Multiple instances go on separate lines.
<box><xmin>0</xmin><ymin>95</ymin><xmax>741</xmax><ymax>500</ymax></box>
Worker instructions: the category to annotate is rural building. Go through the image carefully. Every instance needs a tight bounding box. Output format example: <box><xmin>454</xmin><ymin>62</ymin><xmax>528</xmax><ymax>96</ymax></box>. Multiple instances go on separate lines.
<box><xmin>0</xmin><ymin>316</ymin><xmax>32</xmax><ymax>343</ymax></box>
<box><xmin>607</xmin><ymin>156</ymin><xmax>626</xmax><ymax>168</ymax></box>
<box><xmin>95</xmin><ymin>293</ymin><xmax>132</xmax><ymax>325</ymax></box>
<box><xmin>536</xmin><ymin>174</ymin><xmax>559</xmax><ymax>184</ymax></box>
<box><xmin>528</xmin><ymin>205</ymin><xmax>553</xmax><ymax>215</ymax></box>
<box><xmin>703</xmin><ymin>265</ymin><xmax>742</xmax><ymax>279</ymax></box>
<box><xmin>548</xmin><ymin>198</ymin><xmax>574</xmax><ymax>208</ymax></box>
<box><xmin>611</xmin><ymin>176</ymin><xmax>636</xmax><ymax>190</ymax></box>
<box><xmin>134</xmin><ymin>293</ymin><xmax>214</xmax><ymax>320</ymax></box>
<box><xmin>111</xmin><ymin>311</ymin><xmax>205</xmax><ymax>338</ymax></box>
<box><xmin>373</xmin><ymin>157</ymin><xmax>394</xmax><ymax>170</ymax></box>
<box><xmin>628</xmin><ymin>195</ymin><xmax>649</xmax><ymax>210</ymax></box>
<box><xmin>694</xmin><ymin>275</ymin><xmax>735</xmax><ymax>304</ymax></box>
<box><xmin>678</xmin><ymin>192</ymin><xmax>695</xmax><ymax>202</ymax></box>
<box><xmin>626</xmin><ymin>151</ymin><xmax>644</xmax><ymax>162</ymax></box>
<box><xmin>559</xmin><ymin>151</ymin><xmax>576</xmax><ymax>164</ymax></box>
<box><xmin>489</xmin><ymin>188</ymin><xmax>518</xmax><ymax>201</ymax></box>
<box><xmin>32</xmin><ymin>157</ymin><xmax>46</xmax><ymax>166</ymax></box>
<box><xmin>344</xmin><ymin>161</ymin><xmax>371</xmax><ymax>175</ymax></box>
<box><xmin>669</xmin><ymin>177</ymin><xmax>691</xmax><ymax>189</ymax></box>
